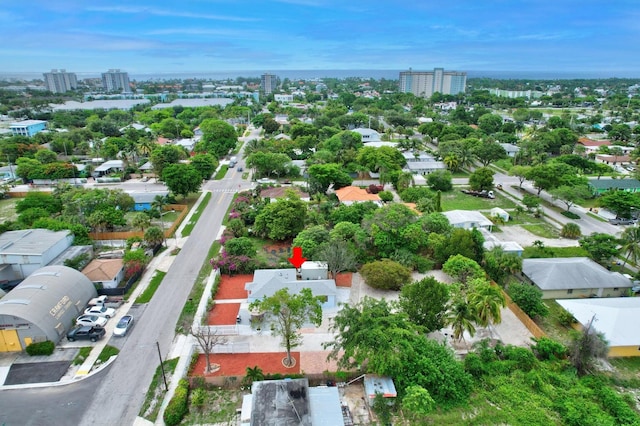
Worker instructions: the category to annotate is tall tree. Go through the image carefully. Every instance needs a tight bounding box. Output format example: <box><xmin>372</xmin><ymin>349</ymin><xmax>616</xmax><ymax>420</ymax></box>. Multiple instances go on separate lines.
<box><xmin>162</xmin><ymin>163</ymin><xmax>202</xmax><ymax>199</ymax></box>
<box><xmin>152</xmin><ymin>194</ymin><xmax>169</xmax><ymax>246</ymax></box>
<box><xmin>315</xmin><ymin>239</ymin><xmax>357</xmax><ymax>278</ymax></box>
<box><xmin>250</xmin><ymin>288</ymin><xmax>323</xmax><ymax>367</ymax></box>
<box><xmin>198</xmin><ymin>119</ymin><xmax>238</xmax><ymax>157</ymax></box>
<box><xmin>399</xmin><ymin>276</ymin><xmax>449</xmax><ymax>332</ymax></box>
<box><xmin>619</xmin><ymin>226</ymin><xmax>640</xmax><ymax>268</ymax></box>
<box><xmin>468</xmin><ymin>167</ymin><xmax>494</xmax><ymax>191</ymax></box>
<box><xmin>549</xmin><ymin>185</ymin><xmax>592</xmax><ymax>212</ymax></box>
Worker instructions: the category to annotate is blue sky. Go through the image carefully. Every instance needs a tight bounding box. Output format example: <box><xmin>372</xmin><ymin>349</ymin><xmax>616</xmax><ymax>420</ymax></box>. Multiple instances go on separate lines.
<box><xmin>1</xmin><ymin>0</ymin><xmax>639</xmax><ymax>77</ymax></box>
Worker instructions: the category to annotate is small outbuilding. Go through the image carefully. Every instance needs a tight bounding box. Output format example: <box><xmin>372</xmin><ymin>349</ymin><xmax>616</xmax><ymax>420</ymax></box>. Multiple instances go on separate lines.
<box><xmin>0</xmin><ymin>265</ymin><xmax>97</xmax><ymax>352</ymax></box>
<box><xmin>363</xmin><ymin>375</ymin><xmax>397</xmax><ymax>405</ymax></box>
<box><xmin>490</xmin><ymin>207</ymin><xmax>510</xmax><ymax>222</ymax></box>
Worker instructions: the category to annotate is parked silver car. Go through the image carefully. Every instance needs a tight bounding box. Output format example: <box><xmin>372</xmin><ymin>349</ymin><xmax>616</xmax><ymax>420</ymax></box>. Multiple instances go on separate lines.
<box><xmin>113</xmin><ymin>315</ymin><xmax>134</xmax><ymax>337</ymax></box>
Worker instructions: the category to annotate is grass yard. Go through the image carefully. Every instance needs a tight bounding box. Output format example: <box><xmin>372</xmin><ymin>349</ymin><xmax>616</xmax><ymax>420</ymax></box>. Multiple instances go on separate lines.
<box><xmin>135</xmin><ymin>270</ymin><xmax>167</xmax><ymax>304</ymax></box>
<box><xmin>520</xmin><ymin>223</ymin><xmax>560</xmax><ymax>238</ymax></box>
<box><xmin>139</xmin><ymin>357</ymin><xmax>180</xmax><ymax>422</ymax></box>
<box><xmin>182</xmin><ymin>192</ymin><xmax>211</xmax><ymax>237</ymax></box>
<box><xmin>534</xmin><ymin>299</ymin><xmax>576</xmax><ymax>345</ymax></box>
<box><xmin>214</xmin><ymin>165</ymin><xmax>229</xmax><ymax>180</ymax></box>
<box><xmin>0</xmin><ymin>197</ymin><xmax>19</xmax><ymax>222</ymax></box>
<box><xmin>182</xmin><ymin>387</ymin><xmax>246</xmax><ymax>425</ymax></box>
<box><xmin>442</xmin><ymin>189</ymin><xmax>517</xmax><ymax>211</ymax></box>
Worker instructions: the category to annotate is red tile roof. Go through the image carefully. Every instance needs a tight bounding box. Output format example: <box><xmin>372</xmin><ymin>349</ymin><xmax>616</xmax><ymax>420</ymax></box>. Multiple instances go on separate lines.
<box><xmin>335</xmin><ymin>186</ymin><xmax>382</xmax><ymax>202</ymax></box>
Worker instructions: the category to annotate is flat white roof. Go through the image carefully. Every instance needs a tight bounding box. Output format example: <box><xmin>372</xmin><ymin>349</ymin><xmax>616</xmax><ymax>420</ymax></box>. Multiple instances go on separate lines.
<box><xmin>557</xmin><ymin>298</ymin><xmax>640</xmax><ymax>346</ymax></box>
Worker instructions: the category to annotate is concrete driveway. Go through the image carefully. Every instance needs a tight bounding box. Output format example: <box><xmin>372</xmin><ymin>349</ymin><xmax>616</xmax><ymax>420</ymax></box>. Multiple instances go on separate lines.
<box><xmin>349</xmin><ymin>271</ymin><xmax>534</xmax><ymax>351</ymax></box>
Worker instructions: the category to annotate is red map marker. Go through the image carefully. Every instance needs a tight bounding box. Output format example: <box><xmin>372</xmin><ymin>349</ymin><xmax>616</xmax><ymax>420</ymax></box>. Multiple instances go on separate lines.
<box><xmin>288</xmin><ymin>247</ymin><xmax>307</xmax><ymax>268</ymax></box>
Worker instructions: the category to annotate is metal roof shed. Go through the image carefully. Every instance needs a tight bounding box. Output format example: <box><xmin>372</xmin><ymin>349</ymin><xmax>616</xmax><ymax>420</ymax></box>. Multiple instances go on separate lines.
<box><xmin>364</xmin><ymin>375</ymin><xmax>397</xmax><ymax>401</ymax></box>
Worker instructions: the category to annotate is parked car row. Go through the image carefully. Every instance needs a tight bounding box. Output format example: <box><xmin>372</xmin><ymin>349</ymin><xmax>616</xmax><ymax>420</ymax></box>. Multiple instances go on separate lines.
<box><xmin>67</xmin><ymin>298</ymin><xmax>134</xmax><ymax>343</ymax></box>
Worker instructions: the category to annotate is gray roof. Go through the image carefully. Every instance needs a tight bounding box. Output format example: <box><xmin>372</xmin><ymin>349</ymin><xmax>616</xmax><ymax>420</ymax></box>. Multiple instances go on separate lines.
<box><xmin>94</xmin><ymin>159</ymin><xmax>124</xmax><ymax>172</ymax></box>
<box><xmin>151</xmin><ymin>98</ymin><xmax>234</xmax><ymax>109</ymax></box>
<box><xmin>0</xmin><ymin>229</ymin><xmax>71</xmax><ymax>256</ymax></box>
<box><xmin>522</xmin><ymin>257</ymin><xmax>632</xmax><ymax>291</ymax></box>
<box><xmin>50</xmin><ymin>99</ymin><xmax>150</xmax><ymax>111</ymax></box>
<box><xmin>588</xmin><ymin>178</ymin><xmax>640</xmax><ymax>190</ymax></box>
<box><xmin>442</xmin><ymin>210</ymin><xmax>493</xmax><ymax>227</ymax></box>
<box><xmin>0</xmin><ymin>265</ymin><xmax>96</xmax><ymax>343</ymax></box>
<box><xmin>246</xmin><ymin>273</ymin><xmax>336</xmax><ymax>301</ymax></box>
<box><xmin>405</xmin><ymin>161</ymin><xmax>446</xmax><ymax>171</ymax></box>
<box><xmin>128</xmin><ymin>191</ymin><xmax>169</xmax><ymax>204</ymax></box>
<box><xmin>250</xmin><ymin>379</ymin><xmax>312</xmax><ymax>425</ymax></box>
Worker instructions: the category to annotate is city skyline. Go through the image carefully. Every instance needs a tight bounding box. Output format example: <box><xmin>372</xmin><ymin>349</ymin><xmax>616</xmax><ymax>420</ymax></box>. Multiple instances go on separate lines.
<box><xmin>1</xmin><ymin>0</ymin><xmax>639</xmax><ymax>77</ymax></box>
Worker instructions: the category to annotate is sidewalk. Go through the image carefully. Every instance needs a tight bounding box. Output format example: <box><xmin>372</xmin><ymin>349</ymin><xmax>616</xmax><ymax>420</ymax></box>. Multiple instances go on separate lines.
<box><xmin>0</xmin><ymin>189</ymin><xmax>210</xmax><ymax>391</ymax></box>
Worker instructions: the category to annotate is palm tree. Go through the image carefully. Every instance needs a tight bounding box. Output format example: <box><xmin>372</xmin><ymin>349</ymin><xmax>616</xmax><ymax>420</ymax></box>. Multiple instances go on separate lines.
<box><xmin>144</xmin><ymin>226</ymin><xmax>164</xmax><ymax>248</ymax></box>
<box><xmin>395</xmin><ymin>171</ymin><xmax>414</xmax><ymax>192</ymax></box>
<box><xmin>137</xmin><ymin>137</ymin><xmax>157</xmax><ymax>158</ymax></box>
<box><xmin>620</xmin><ymin>226</ymin><xmax>640</xmax><ymax>268</ymax></box>
<box><xmin>443</xmin><ymin>154</ymin><xmax>459</xmax><ymax>171</ymax></box>
<box><xmin>151</xmin><ymin>195</ymin><xmax>169</xmax><ymax>246</ymax></box>
<box><xmin>445</xmin><ymin>296</ymin><xmax>476</xmax><ymax>347</ymax></box>
<box><xmin>131</xmin><ymin>212</ymin><xmax>151</xmax><ymax>232</ymax></box>
<box><xmin>469</xmin><ymin>284</ymin><xmax>506</xmax><ymax>337</ymax></box>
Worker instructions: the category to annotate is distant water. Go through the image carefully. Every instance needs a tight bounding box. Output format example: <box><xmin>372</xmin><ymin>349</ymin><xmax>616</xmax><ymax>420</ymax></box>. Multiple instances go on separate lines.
<box><xmin>1</xmin><ymin>69</ymin><xmax>639</xmax><ymax>81</ymax></box>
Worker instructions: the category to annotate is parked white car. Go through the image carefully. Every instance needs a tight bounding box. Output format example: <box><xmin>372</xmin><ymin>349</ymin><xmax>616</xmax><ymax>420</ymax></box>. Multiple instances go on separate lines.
<box><xmin>76</xmin><ymin>314</ymin><xmax>108</xmax><ymax>327</ymax></box>
<box><xmin>84</xmin><ymin>305</ymin><xmax>116</xmax><ymax>318</ymax></box>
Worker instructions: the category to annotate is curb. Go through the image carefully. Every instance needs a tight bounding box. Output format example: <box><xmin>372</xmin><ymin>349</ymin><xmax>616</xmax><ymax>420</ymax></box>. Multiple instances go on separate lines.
<box><xmin>0</xmin><ymin>355</ymin><xmax>117</xmax><ymax>391</ymax></box>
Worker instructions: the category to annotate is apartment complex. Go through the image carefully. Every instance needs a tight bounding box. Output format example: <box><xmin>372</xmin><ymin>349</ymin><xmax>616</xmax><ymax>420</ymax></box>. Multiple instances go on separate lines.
<box><xmin>399</xmin><ymin>68</ymin><xmax>467</xmax><ymax>98</ymax></box>
<box><xmin>261</xmin><ymin>73</ymin><xmax>278</xmax><ymax>95</ymax></box>
<box><xmin>102</xmin><ymin>69</ymin><xmax>131</xmax><ymax>93</ymax></box>
<box><xmin>43</xmin><ymin>69</ymin><xmax>78</xmax><ymax>93</ymax></box>
<box><xmin>10</xmin><ymin>120</ymin><xmax>48</xmax><ymax>137</ymax></box>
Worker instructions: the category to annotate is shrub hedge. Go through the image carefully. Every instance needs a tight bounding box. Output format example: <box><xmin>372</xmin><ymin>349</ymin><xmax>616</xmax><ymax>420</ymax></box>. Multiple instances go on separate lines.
<box><xmin>163</xmin><ymin>379</ymin><xmax>190</xmax><ymax>426</ymax></box>
<box><xmin>26</xmin><ymin>340</ymin><xmax>55</xmax><ymax>356</ymax></box>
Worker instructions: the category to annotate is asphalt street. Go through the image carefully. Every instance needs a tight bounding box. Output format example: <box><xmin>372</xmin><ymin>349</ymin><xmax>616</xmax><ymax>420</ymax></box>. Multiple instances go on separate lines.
<box><xmin>78</xmin><ymin>129</ymin><xmax>256</xmax><ymax>426</ymax></box>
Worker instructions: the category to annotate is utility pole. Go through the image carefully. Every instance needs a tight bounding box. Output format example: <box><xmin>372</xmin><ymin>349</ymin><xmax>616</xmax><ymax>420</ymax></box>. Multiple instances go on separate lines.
<box><xmin>156</xmin><ymin>341</ymin><xmax>168</xmax><ymax>391</ymax></box>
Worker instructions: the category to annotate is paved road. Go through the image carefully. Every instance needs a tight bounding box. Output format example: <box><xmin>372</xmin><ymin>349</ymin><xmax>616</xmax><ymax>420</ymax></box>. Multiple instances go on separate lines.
<box><xmin>492</xmin><ymin>171</ymin><xmax>626</xmax><ymax>237</ymax></box>
<box><xmin>78</xmin><ymin>130</ymin><xmax>255</xmax><ymax>426</ymax></box>
<box><xmin>0</xmin><ymin>366</ymin><xmax>110</xmax><ymax>426</ymax></box>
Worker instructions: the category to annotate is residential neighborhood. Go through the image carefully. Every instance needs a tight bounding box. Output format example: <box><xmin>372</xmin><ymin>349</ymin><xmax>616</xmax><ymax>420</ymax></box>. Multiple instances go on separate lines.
<box><xmin>0</xmin><ymin>69</ymin><xmax>639</xmax><ymax>425</ymax></box>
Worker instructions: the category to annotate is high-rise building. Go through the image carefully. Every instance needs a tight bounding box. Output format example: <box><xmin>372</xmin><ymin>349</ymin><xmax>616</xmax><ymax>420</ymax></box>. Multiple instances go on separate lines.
<box><xmin>43</xmin><ymin>69</ymin><xmax>78</xmax><ymax>93</ymax></box>
<box><xmin>261</xmin><ymin>73</ymin><xmax>278</xmax><ymax>95</ymax></box>
<box><xmin>101</xmin><ymin>69</ymin><xmax>131</xmax><ymax>93</ymax></box>
<box><xmin>399</xmin><ymin>68</ymin><xmax>467</xmax><ymax>98</ymax></box>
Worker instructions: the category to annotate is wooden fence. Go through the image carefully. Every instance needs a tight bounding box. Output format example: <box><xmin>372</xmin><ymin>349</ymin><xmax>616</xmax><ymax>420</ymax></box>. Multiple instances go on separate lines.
<box><xmin>500</xmin><ymin>287</ymin><xmax>546</xmax><ymax>339</ymax></box>
<box><xmin>88</xmin><ymin>204</ymin><xmax>188</xmax><ymax>241</ymax></box>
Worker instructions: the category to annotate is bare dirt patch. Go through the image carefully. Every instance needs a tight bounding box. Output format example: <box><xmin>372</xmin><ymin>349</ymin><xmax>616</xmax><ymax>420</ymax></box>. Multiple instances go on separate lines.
<box><xmin>207</xmin><ymin>303</ymin><xmax>240</xmax><ymax>325</ymax></box>
<box><xmin>193</xmin><ymin>352</ymin><xmax>301</xmax><ymax>377</ymax></box>
<box><xmin>216</xmin><ymin>274</ymin><xmax>251</xmax><ymax>299</ymax></box>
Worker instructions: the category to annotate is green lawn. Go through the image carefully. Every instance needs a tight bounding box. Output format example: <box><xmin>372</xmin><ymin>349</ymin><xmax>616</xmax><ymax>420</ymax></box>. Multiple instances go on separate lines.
<box><xmin>520</xmin><ymin>223</ymin><xmax>560</xmax><ymax>238</ymax></box>
<box><xmin>442</xmin><ymin>190</ymin><xmax>517</xmax><ymax>211</ymax></box>
<box><xmin>135</xmin><ymin>270</ymin><xmax>166</xmax><ymax>304</ymax></box>
<box><xmin>0</xmin><ymin>197</ymin><xmax>19</xmax><ymax>222</ymax></box>
<box><xmin>182</xmin><ymin>192</ymin><xmax>211</xmax><ymax>237</ymax></box>
<box><xmin>214</xmin><ymin>165</ymin><xmax>229</xmax><ymax>180</ymax></box>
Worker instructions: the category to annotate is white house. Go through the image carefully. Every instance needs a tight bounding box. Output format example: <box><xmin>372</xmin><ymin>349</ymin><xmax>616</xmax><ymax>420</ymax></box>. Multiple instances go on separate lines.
<box><xmin>442</xmin><ymin>210</ymin><xmax>493</xmax><ymax>231</ymax></box>
<box><xmin>245</xmin><ymin>269</ymin><xmax>337</xmax><ymax>308</ymax></box>
<box><xmin>557</xmin><ymin>298</ymin><xmax>640</xmax><ymax>357</ymax></box>
<box><xmin>402</xmin><ymin>151</ymin><xmax>446</xmax><ymax>175</ymax></box>
<box><xmin>81</xmin><ymin>258</ymin><xmax>125</xmax><ymax>290</ymax></box>
<box><xmin>352</xmin><ymin>127</ymin><xmax>381</xmax><ymax>143</ymax></box>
